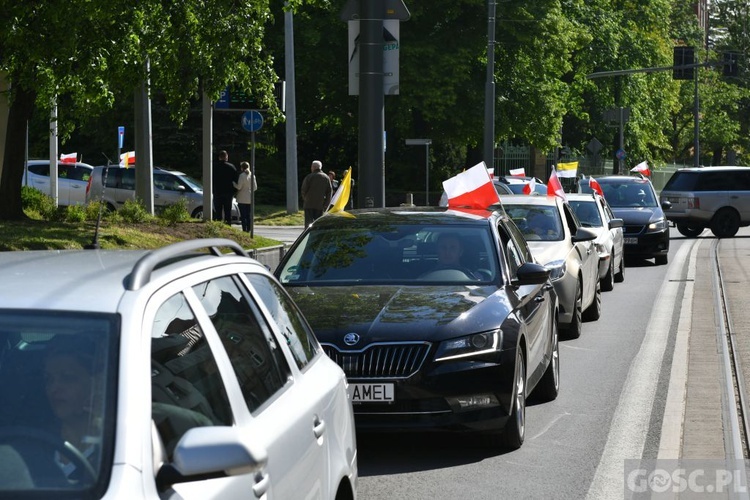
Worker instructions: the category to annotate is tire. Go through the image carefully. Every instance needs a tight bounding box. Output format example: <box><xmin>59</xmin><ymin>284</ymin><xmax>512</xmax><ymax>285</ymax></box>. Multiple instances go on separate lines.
<box><xmin>601</xmin><ymin>258</ymin><xmax>615</xmax><ymax>292</ymax></box>
<box><xmin>677</xmin><ymin>223</ymin><xmax>704</xmax><ymax>238</ymax></box>
<box><xmin>582</xmin><ymin>278</ymin><xmax>601</xmax><ymax>321</ymax></box>
<box><xmin>533</xmin><ymin>317</ymin><xmax>559</xmax><ymax>402</ymax></box>
<box><xmin>655</xmin><ymin>254</ymin><xmax>668</xmax><ymax>265</ymax></box>
<box><xmin>614</xmin><ymin>252</ymin><xmax>625</xmax><ymax>283</ymax></box>
<box><xmin>563</xmin><ymin>282</ymin><xmax>582</xmax><ymax>339</ymax></box>
<box><xmin>191</xmin><ymin>207</ymin><xmax>204</xmax><ymax>219</ymax></box>
<box><xmin>710</xmin><ymin>208</ymin><xmax>740</xmax><ymax>238</ymax></box>
<box><xmin>493</xmin><ymin>350</ymin><xmax>526</xmax><ymax>451</ymax></box>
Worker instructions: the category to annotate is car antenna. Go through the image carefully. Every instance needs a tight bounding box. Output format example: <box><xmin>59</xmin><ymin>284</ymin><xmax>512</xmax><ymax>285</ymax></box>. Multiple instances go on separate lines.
<box><xmin>85</xmin><ymin>155</ymin><xmax>114</xmax><ymax>249</ymax></box>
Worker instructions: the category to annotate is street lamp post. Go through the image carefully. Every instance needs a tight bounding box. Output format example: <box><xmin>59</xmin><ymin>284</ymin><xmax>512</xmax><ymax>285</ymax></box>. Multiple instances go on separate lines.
<box><xmin>405</xmin><ymin>138</ymin><xmax>431</xmax><ymax>205</ymax></box>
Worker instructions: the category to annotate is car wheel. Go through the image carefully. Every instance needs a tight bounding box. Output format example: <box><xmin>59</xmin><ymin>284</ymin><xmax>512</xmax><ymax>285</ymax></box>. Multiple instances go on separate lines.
<box><xmin>614</xmin><ymin>253</ymin><xmax>625</xmax><ymax>283</ymax></box>
<box><xmin>583</xmin><ymin>278</ymin><xmax>601</xmax><ymax>321</ymax></box>
<box><xmin>494</xmin><ymin>350</ymin><xmax>526</xmax><ymax>450</ymax></box>
<box><xmin>710</xmin><ymin>208</ymin><xmax>740</xmax><ymax>238</ymax></box>
<box><xmin>677</xmin><ymin>223</ymin><xmax>704</xmax><ymax>238</ymax></box>
<box><xmin>191</xmin><ymin>207</ymin><xmax>203</xmax><ymax>219</ymax></box>
<box><xmin>532</xmin><ymin>316</ymin><xmax>559</xmax><ymax>402</ymax></box>
<box><xmin>601</xmin><ymin>258</ymin><xmax>615</xmax><ymax>292</ymax></box>
<box><xmin>563</xmin><ymin>282</ymin><xmax>582</xmax><ymax>339</ymax></box>
<box><xmin>655</xmin><ymin>254</ymin><xmax>668</xmax><ymax>265</ymax></box>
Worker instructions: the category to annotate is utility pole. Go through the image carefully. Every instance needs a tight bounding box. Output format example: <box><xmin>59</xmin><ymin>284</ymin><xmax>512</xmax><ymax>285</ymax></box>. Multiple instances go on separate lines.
<box><xmin>483</xmin><ymin>0</ymin><xmax>496</xmax><ymax>170</ymax></box>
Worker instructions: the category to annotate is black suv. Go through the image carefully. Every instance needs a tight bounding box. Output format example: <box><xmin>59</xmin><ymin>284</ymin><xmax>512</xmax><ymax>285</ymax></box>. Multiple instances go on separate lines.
<box><xmin>659</xmin><ymin>166</ymin><xmax>750</xmax><ymax>238</ymax></box>
<box><xmin>579</xmin><ymin>175</ymin><xmax>670</xmax><ymax>265</ymax></box>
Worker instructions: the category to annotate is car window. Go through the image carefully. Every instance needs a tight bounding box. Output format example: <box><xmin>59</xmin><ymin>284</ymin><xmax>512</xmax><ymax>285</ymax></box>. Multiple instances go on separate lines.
<box><xmin>151</xmin><ymin>292</ymin><xmax>234</xmax><ymax>458</ymax></box>
<box><xmin>504</xmin><ymin>205</ymin><xmax>564</xmax><ymax>241</ymax></box>
<box><xmin>154</xmin><ymin>172</ymin><xmax>183</xmax><ymax>192</ymax></box>
<box><xmin>663</xmin><ymin>171</ymin><xmax>698</xmax><ymax>191</ymax></box>
<box><xmin>192</xmin><ymin>276</ymin><xmax>291</xmax><ymax>414</ymax></box>
<box><xmin>28</xmin><ymin>163</ymin><xmax>50</xmax><ymax>176</ymax></box>
<box><xmin>570</xmin><ymin>201</ymin><xmax>602</xmax><ymax>228</ymax></box>
<box><xmin>0</xmin><ymin>312</ymin><xmax>117</xmax><ymax>493</ymax></box>
<box><xmin>245</xmin><ymin>273</ymin><xmax>320</xmax><ymax>371</ymax></box>
<box><xmin>497</xmin><ymin>223</ymin><xmax>523</xmax><ymax>278</ymax></box>
<box><xmin>71</xmin><ymin>166</ymin><xmax>92</xmax><ymax>181</ymax></box>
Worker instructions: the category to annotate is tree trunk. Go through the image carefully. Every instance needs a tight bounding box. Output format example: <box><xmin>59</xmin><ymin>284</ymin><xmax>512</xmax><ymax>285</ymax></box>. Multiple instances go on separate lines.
<box><xmin>0</xmin><ymin>84</ymin><xmax>35</xmax><ymax>221</ymax></box>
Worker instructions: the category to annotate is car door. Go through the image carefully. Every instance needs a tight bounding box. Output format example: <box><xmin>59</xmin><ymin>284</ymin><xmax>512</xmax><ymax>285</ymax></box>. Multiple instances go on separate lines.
<box><xmin>67</xmin><ymin>164</ymin><xmax>93</xmax><ymax>206</ymax></box>
<box><xmin>25</xmin><ymin>163</ymin><xmax>51</xmax><ymax>196</ymax></box>
<box><xmin>153</xmin><ymin>172</ymin><xmax>185</xmax><ymax>212</ymax></box>
<box><xmin>190</xmin><ymin>274</ymin><xmax>330</xmax><ymax>500</ymax></box>
<box><xmin>564</xmin><ymin>203</ymin><xmax>597</xmax><ymax>308</ymax></box>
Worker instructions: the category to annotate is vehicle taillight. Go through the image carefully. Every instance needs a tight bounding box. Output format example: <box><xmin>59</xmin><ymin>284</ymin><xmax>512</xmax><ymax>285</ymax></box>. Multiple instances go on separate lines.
<box><xmin>85</xmin><ymin>175</ymin><xmax>92</xmax><ymax>196</ymax></box>
<box><xmin>687</xmin><ymin>197</ymin><xmax>699</xmax><ymax>209</ymax></box>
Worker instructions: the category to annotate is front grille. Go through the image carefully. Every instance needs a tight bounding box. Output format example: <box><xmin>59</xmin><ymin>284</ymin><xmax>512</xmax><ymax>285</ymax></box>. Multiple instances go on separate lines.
<box><xmin>624</xmin><ymin>224</ymin><xmax>645</xmax><ymax>236</ymax></box>
<box><xmin>322</xmin><ymin>342</ymin><xmax>431</xmax><ymax>379</ymax></box>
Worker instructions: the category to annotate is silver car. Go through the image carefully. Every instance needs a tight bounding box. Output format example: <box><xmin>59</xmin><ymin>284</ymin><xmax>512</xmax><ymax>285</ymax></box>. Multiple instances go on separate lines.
<box><xmin>0</xmin><ymin>239</ymin><xmax>357</xmax><ymax>499</ymax></box>
<box><xmin>567</xmin><ymin>193</ymin><xmax>625</xmax><ymax>291</ymax></box>
<box><xmin>501</xmin><ymin>195</ymin><xmax>600</xmax><ymax>339</ymax></box>
<box><xmin>86</xmin><ymin>165</ymin><xmax>239</xmax><ymax>220</ymax></box>
<box><xmin>22</xmin><ymin>160</ymin><xmax>94</xmax><ymax>206</ymax></box>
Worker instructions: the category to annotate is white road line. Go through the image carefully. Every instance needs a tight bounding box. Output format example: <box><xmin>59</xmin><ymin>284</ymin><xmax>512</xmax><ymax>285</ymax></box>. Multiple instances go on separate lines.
<box><xmin>585</xmin><ymin>241</ymin><xmax>696</xmax><ymax>500</ymax></box>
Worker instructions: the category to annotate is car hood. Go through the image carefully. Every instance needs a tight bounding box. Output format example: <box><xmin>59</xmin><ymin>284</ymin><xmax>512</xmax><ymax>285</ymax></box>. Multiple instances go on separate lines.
<box><xmin>286</xmin><ymin>285</ymin><xmax>513</xmax><ymax>347</ymax></box>
<box><xmin>611</xmin><ymin>207</ymin><xmax>662</xmax><ymax>224</ymax></box>
<box><xmin>525</xmin><ymin>240</ymin><xmax>571</xmax><ymax>266</ymax></box>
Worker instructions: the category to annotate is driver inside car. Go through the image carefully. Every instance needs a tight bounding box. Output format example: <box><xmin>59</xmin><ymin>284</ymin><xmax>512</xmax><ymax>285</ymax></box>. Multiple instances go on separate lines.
<box><xmin>430</xmin><ymin>233</ymin><xmax>478</xmax><ymax>279</ymax></box>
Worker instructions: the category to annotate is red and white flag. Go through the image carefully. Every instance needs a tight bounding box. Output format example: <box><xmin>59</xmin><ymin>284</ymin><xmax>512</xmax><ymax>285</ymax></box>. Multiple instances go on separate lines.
<box><xmin>588</xmin><ymin>175</ymin><xmax>604</xmax><ymax>196</ymax></box>
<box><xmin>60</xmin><ymin>152</ymin><xmax>77</xmax><ymax>163</ymax></box>
<box><xmin>120</xmin><ymin>151</ymin><xmax>135</xmax><ymax>167</ymax></box>
<box><xmin>442</xmin><ymin>162</ymin><xmax>500</xmax><ymax>209</ymax></box>
<box><xmin>509</xmin><ymin>167</ymin><xmax>525</xmax><ymax>177</ymax></box>
<box><xmin>631</xmin><ymin>160</ymin><xmax>650</xmax><ymax>177</ymax></box>
<box><xmin>486</xmin><ymin>167</ymin><xmax>495</xmax><ymax>179</ymax></box>
<box><xmin>547</xmin><ymin>167</ymin><xmax>567</xmax><ymax>201</ymax></box>
<box><xmin>522</xmin><ymin>177</ymin><xmax>536</xmax><ymax>195</ymax></box>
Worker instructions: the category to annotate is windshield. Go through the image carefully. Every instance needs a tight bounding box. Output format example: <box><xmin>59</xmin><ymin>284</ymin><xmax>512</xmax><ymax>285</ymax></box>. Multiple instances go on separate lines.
<box><xmin>507</xmin><ymin>183</ymin><xmax>547</xmax><ymax>195</ymax></box>
<box><xmin>600</xmin><ymin>181</ymin><xmax>657</xmax><ymax>208</ymax></box>
<box><xmin>0</xmin><ymin>311</ymin><xmax>117</xmax><ymax>497</ymax></box>
<box><xmin>177</xmin><ymin>173</ymin><xmax>203</xmax><ymax>192</ymax></box>
<box><xmin>504</xmin><ymin>205</ymin><xmax>564</xmax><ymax>241</ymax></box>
<box><xmin>569</xmin><ymin>201</ymin><xmax>603</xmax><ymax>228</ymax></box>
<box><xmin>277</xmin><ymin>224</ymin><xmax>500</xmax><ymax>285</ymax></box>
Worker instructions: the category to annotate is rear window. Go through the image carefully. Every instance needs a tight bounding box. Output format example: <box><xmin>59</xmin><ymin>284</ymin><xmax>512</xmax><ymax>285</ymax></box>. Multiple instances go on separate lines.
<box><xmin>664</xmin><ymin>170</ymin><xmax>750</xmax><ymax>192</ymax></box>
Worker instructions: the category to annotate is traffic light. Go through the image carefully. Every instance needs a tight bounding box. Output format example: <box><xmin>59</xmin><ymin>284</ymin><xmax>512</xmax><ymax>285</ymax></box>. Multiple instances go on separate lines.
<box><xmin>723</xmin><ymin>52</ymin><xmax>739</xmax><ymax>77</ymax></box>
<box><xmin>673</xmin><ymin>46</ymin><xmax>695</xmax><ymax>80</ymax></box>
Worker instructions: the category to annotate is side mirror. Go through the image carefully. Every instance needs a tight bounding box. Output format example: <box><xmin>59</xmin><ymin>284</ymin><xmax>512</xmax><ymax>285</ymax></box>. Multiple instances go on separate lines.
<box><xmin>572</xmin><ymin>227</ymin><xmax>598</xmax><ymax>242</ymax></box>
<box><xmin>608</xmin><ymin>218</ymin><xmax>624</xmax><ymax>229</ymax></box>
<box><xmin>661</xmin><ymin>200</ymin><xmax>672</xmax><ymax>210</ymax></box>
<box><xmin>514</xmin><ymin>262</ymin><xmax>551</xmax><ymax>286</ymax></box>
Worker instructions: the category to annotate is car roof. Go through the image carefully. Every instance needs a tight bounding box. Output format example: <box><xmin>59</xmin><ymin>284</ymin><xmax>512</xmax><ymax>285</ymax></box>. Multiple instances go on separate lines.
<box><xmin>27</xmin><ymin>159</ymin><xmax>94</xmax><ymax>168</ymax></box>
<box><xmin>566</xmin><ymin>193</ymin><xmax>598</xmax><ymax>202</ymax></box>
<box><xmin>592</xmin><ymin>175</ymin><xmax>652</xmax><ymax>184</ymax></box>
<box><xmin>674</xmin><ymin>166</ymin><xmax>750</xmax><ymax>172</ymax></box>
<box><xmin>498</xmin><ymin>194</ymin><xmax>562</xmax><ymax>207</ymax></box>
<box><xmin>311</xmin><ymin>206</ymin><xmax>506</xmax><ymax>228</ymax></box>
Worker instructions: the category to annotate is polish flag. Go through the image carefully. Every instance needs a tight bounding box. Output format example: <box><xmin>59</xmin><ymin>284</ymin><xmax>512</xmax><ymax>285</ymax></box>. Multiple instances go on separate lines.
<box><xmin>588</xmin><ymin>176</ymin><xmax>604</xmax><ymax>197</ymax></box>
<box><xmin>442</xmin><ymin>162</ymin><xmax>500</xmax><ymax>209</ymax></box>
<box><xmin>120</xmin><ymin>151</ymin><xmax>135</xmax><ymax>167</ymax></box>
<box><xmin>547</xmin><ymin>168</ymin><xmax>567</xmax><ymax>201</ymax></box>
<box><xmin>509</xmin><ymin>167</ymin><xmax>525</xmax><ymax>177</ymax></box>
<box><xmin>487</xmin><ymin>167</ymin><xmax>495</xmax><ymax>179</ymax></box>
<box><xmin>631</xmin><ymin>160</ymin><xmax>650</xmax><ymax>177</ymax></box>
<box><xmin>60</xmin><ymin>152</ymin><xmax>77</xmax><ymax>163</ymax></box>
<box><xmin>522</xmin><ymin>177</ymin><xmax>536</xmax><ymax>195</ymax></box>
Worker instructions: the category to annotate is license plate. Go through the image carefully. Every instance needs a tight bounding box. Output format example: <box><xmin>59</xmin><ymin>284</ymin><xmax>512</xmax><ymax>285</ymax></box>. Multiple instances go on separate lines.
<box><xmin>624</xmin><ymin>237</ymin><xmax>638</xmax><ymax>245</ymax></box>
<box><xmin>348</xmin><ymin>383</ymin><xmax>395</xmax><ymax>403</ymax></box>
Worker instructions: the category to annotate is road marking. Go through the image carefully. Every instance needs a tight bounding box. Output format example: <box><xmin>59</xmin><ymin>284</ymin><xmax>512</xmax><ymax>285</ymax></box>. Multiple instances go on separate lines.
<box><xmin>585</xmin><ymin>241</ymin><xmax>696</xmax><ymax>500</ymax></box>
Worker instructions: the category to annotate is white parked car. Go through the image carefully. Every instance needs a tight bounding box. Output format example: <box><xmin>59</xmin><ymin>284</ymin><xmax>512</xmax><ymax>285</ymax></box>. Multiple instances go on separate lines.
<box><xmin>567</xmin><ymin>193</ymin><xmax>625</xmax><ymax>291</ymax></box>
<box><xmin>22</xmin><ymin>160</ymin><xmax>94</xmax><ymax>206</ymax></box>
<box><xmin>0</xmin><ymin>239</ymin><xmax>357</xmax><ymax>499</ymax></box>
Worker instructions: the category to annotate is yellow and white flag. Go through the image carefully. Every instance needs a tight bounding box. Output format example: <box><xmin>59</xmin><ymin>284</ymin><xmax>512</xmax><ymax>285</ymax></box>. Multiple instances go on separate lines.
<box><xmin>557</xmin><ymin>161</ymin><xmax>578</xmax><ymax>178</ymax></box>
<box><xmin>328</xmin><ymin>167</ymin><xmax>352</xmax><ymax>213</ymax></box>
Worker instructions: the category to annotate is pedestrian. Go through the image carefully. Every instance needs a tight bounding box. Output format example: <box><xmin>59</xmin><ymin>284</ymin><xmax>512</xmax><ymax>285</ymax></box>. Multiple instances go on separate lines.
<box><xmin>301</xmin><ymin>160</ymin><xmax>333</xmax><ymax>227</ymax></box>
<box><xmin>234</xmin><ymin>161</ymin><xmax>257</xmax><ymax>232</ymax></box>
<box><xmin>328</xmin><ymin>171</ymin><xmax>340</xmax><ymax>191</ymax></box>
<box><xmin>212</xmin><ymin>150</ymin><xmax>237</xmax><ymax>224</ymax></box>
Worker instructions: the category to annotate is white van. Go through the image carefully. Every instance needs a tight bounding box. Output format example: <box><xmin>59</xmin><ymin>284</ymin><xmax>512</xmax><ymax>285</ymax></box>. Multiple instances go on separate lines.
<box><xmin>23</xmin><ymin>160</ymin><xmax>94</xmax><ymax>206</ymax></box>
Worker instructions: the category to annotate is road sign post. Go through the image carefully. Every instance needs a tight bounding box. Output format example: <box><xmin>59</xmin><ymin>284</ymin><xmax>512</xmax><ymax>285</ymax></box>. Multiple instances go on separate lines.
<box><xmin>241</xmin><ymin>111</ymin><xmax>263</xmax><ymax>237</ymax></box>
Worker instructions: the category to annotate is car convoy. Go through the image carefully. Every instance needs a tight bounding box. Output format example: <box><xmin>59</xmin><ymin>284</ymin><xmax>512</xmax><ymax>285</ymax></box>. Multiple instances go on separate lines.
<box><xmin>9</xmin><ymin>165</ymin><xmax>748</xmax><ymax>498</ymax></box>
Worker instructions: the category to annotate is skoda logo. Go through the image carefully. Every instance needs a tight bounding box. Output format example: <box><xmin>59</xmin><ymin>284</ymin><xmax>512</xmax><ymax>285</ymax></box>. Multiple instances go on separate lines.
<box><xmin>343</xmin><ymin>333</ymin><xmax>360</xmax><ymax>346</ymax></box>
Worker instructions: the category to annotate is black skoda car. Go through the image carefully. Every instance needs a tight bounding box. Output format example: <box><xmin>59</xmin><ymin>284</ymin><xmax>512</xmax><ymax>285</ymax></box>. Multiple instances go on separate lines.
<box><xmin>274</xmin><ymin>206</ymin><xmax>559</xmax><ymax>450</ymax></box>
<box><xmin>580</xmin><ymin>175</ymin><xmax>670</xmax><ymax>265</ymax></box>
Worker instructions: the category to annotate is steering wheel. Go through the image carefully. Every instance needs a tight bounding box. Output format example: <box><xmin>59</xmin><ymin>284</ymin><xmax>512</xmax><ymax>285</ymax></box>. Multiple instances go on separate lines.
<box><xmin>0</xmin><ymin>426</ymin><xmax>97</xmax><ymax>481</ymax></box>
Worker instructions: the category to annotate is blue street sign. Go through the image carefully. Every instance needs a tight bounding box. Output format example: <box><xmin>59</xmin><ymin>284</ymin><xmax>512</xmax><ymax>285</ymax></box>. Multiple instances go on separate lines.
<box><xmin>118</xmin><ymin>126</ymin><xmax>125</xmax><ymax>149</ymax></box>
<box><xmin>242</xmin><ymin>110</ymin><xmax>263</xmax><ymax>132</ymax></box>
<box><xmin>616</xmin><ymin>148</ymin><xmax>626</xmax><ymax>160</ymax></box>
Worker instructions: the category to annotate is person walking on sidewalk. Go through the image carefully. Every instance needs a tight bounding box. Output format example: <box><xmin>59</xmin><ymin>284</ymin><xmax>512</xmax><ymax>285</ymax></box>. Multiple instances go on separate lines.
<box><xmin>212</xmin><ymin>150</ymin><xmax>237</xmax><ymax>224</ymax></box>
<box><xmin>301</xmin><ymin>160</ymin><xmax>332</xmax><ymax>227</ymax></box>
<box><xmin>234</xmin><ymin>161</ymin><xmax>257</xmax><ymax>232</ymax></box>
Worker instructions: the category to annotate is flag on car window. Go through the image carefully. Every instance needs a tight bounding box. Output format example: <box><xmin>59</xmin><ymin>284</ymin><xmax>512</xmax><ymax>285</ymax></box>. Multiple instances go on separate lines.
<box><xmin>509</xmin><ymin>167</ymin><xmax>525</xmax><ymax>177</ymax></box>
<box><xmin>631</xmin><ymin>160</ymin><xmax>650</xmax><ymax>177</ymax></box>
<box><xmin>59</xmin><ymin>152</ymin><xmax>77</xmax><ymax>163</ymax></box>
<box><xmin>557</xmin><ymin>161</ymin><xmax>578</xmax><ymax>178</ymax></box>
<box><xmin>587</xmin><ymin>175</ymin><xmax>604</xmax><ymax>197</ymax></box>
<box><xmin>522</xmin><ymin>177</ymin><xmax>536</xmax><ymax>195</ymax></box>
<box><xmin>119</xmin><ymin>151</ymin><xmax>135</xmax><ymax>168</ymax></box>
<box><xmin>328</xmin><ymin>167</ymin><xmax>352</xmax><ymax>213</ymax></box>
<box><xmin>442</xmin><ymin>161</ymin><xmax>500</xmax><ymax>209</ymax></box>
<box><xmin>547</xmin><ymin>167</ymin><xmax>567</xmax><ymax>201</ymax></box>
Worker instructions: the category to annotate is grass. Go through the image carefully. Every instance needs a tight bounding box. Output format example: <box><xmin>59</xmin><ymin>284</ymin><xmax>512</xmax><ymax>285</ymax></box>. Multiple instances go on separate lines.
<box><xmin>0</xmin><ymin>203</ymin><xmax>305</xmax><ymax>251</ymax></box>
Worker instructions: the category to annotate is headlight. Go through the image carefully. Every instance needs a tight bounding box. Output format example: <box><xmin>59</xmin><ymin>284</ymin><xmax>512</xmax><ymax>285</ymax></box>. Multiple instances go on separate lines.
<box><xmin>435</xmin><ymin>330</ymin><xmax>501</xmax><ymax>361</ymax></box>
<box><xmin>545</xmin><ymin>259</ymin><xmax>566</xmax><ymax>281</ymax></box>
<box><xmin>648</xmin><ymin>219</ymin><xmax>668</xmax><ymax>231</ymax></box>
<box><xmin>594</xmin><ymin>242</ymin><xmax>608</xmax><ymax>255</ymax></box>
